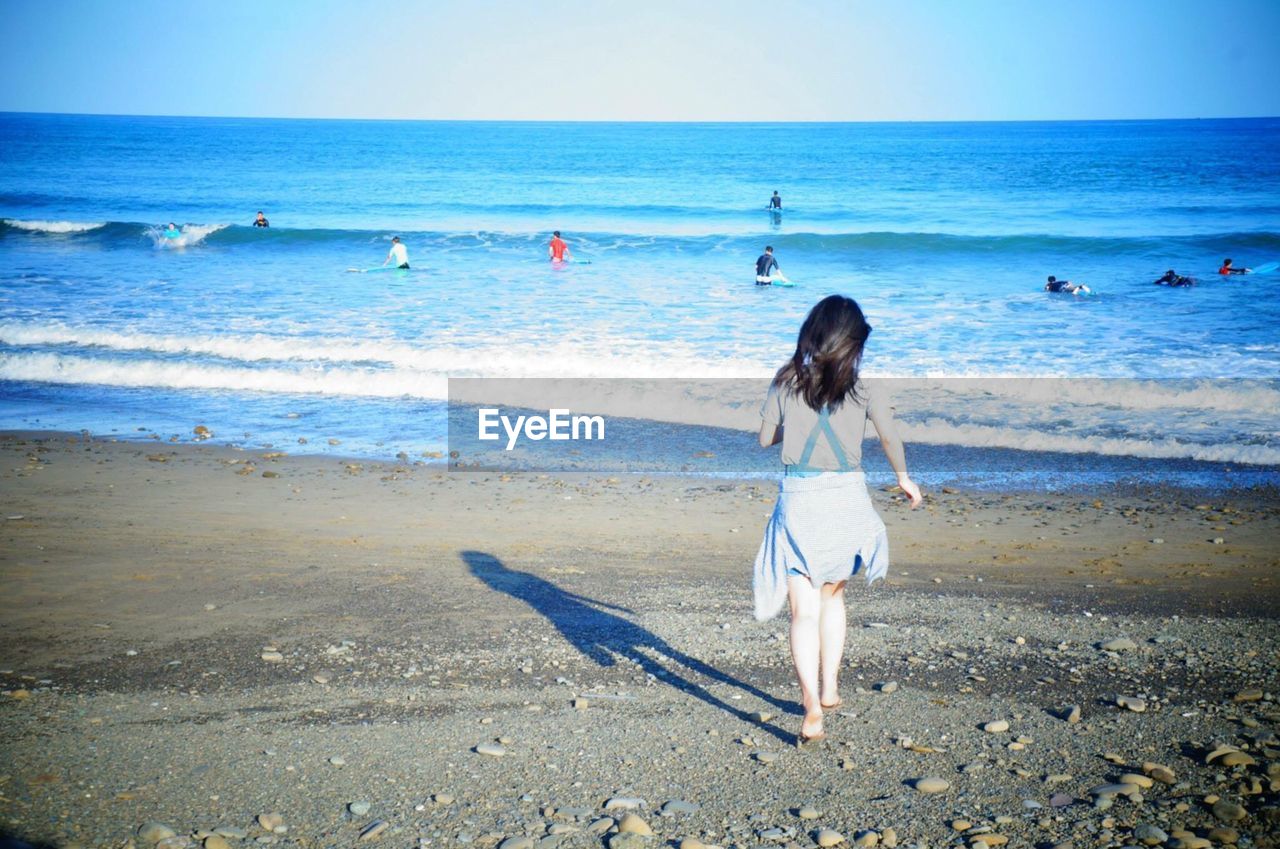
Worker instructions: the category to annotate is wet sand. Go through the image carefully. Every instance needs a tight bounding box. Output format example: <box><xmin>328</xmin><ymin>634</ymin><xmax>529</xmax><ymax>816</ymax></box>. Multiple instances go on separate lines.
<box><xmin>1</xmin><ymin>432</ymin><xmax>1278</xmax><ymax>849</ymax></box>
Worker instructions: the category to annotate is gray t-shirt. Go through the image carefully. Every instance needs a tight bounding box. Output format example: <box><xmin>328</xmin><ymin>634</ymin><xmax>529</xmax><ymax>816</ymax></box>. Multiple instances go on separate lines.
<box><xmin>761</xmin><ymin>379</ymin><xmax>891</xmax><ymax>470</ymax></box>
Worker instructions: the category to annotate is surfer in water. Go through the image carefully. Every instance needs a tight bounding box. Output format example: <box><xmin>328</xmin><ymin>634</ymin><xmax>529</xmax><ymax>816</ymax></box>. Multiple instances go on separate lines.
<box><xmin>756</xmin><ymin>246</ymin><xmax>791</xmax><ymax>285</ymax></box>
<box><xmin>1044</xmin><ymin>275</ymin><xmax>1090</xmax><ymax>295</ymax></box>
<box><xmin>164</xmin><ymin>223</ymin><xmax>181</xmax><ymax>240</ymax></box>
<box><xmin>1154</xmin><ymin>269</ymin><xmax>1194</xmax><ymax>287</ymax></box>
<box><xmin>383</xmin><ymin>236</ymin><xmax>409</xmax><ymax>269</ymax></box>
<box><xmin>769</xmin><ymin>191</ymin><xmax>782</xmax><ymax>210</ymax></box>
<box><xmin>253</xmin><ymin>211</ymin><xmax>269</xmax><ymax>228</ymax></box>
<box><xmin>549</xmin><ymin>231</ymin><xmax>571</xmax><ymax>262</ymax></box>
<box><xmin>1219</xmin><ymin>258</ymin><xmax>1250</xmax><ymax>275</ymax></box>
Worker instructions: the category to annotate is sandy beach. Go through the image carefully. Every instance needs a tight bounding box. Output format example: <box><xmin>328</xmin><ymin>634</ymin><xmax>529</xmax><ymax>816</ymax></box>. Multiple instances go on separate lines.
<box><xmin>1</xmin><ymin>432</ymin><xmax>1278</xmax><ymax>849</ymax></box>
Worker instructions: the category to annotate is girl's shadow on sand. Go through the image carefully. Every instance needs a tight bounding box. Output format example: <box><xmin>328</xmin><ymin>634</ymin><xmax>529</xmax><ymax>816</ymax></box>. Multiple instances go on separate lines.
<box><xmin>461</xmin><ymin>550</ymin><xmax>795</xmax><ymax>743</ymax></box>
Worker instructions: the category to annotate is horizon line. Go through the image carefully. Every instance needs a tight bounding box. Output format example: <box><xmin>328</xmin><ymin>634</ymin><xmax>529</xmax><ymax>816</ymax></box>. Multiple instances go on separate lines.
<box><xmin>2</xmin><ymin>109</ymin><xmax>1278</xmax><ymax>125</ymax></box>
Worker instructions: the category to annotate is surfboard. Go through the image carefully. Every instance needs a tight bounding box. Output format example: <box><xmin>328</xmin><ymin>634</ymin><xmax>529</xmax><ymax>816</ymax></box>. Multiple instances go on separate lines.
<box><xmin>1250</xmin><ymin>261</ymin><xmax>1279</xmax><ymax>274</ymax></box>
<box><xmin>347</xmin><ymin>266</ymin><xmax>409</xmax><ymax>273</ymax></box>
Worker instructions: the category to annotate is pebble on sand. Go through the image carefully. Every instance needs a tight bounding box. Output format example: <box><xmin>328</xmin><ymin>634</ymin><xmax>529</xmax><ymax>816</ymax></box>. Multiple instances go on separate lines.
<box><xmin>138</xmin><ymin>823</ymin><xmax>177</xmax><ymax>844</ymax></box>
<box><xmin>617</xmin><ymin>814</ymin><xmax>653</xmax><ymax>836</ymax></box>
<box><xmin>475</xmin><ymin>743</ymin><xmax>506</xmax><ymax>757</ymax></box>
<box><xmin>797</xmin><ymin>806</ymin><xmax>821</xmax><ymax>820</ymax></box>
<box><xmin>257</xmin><ymin>814</ymin><xmax>283</xmax><ymax>831</ymax></box>
<box><xmin>260</xmin><ymin>651</ymin><xmax>284</xmax><ymax>663</ymax></box>
<box><xmin>815</xmin><ymin>828</ymin><xmax>845</xmax><ymax>847</ymax></box>
<box><xmin>1063</xmin><ymin>705</ymin><xmax>1082</xmax><ymax>723</ymax></box>
<box><xmin>1100</xmin><ymin>637</ymin><xmax>1137</xmax><ymax>652</ymax></box>
<box><xmin>1233</xmin><ymin>687</ymin><xmax>1263</xmax><ymax>702</ymax></box>
<box><xmin>349</xmin><ymin>802</ymin><xmax>371</xmax><ymax>816</ymax></box>
<box><xmin>754</xmin><ymin>751</ymin><xmax>778</xmax><ymax>764</ymax></box>
<box><xmin>203</xmin><ymin>836</ymin><xmax>231</xmax><ymax>849</ymax></box>
<box><xmin>1211</xmin><ymin>799</ymin><xmax>1246</xmax><ymax>822</ymax></box>
<box><xmin>1116</xmin><ymin>695</ymin><xmax>1147</xmax><ymax>712</ymax></box>
<box><xmin>328</xmin><ymin>756</ymin><xmax>346</xmax><ymax>766</ymax></box>
<box><xmin>982</xmin><ymin>720</ymin><xmax>1009</xmax><ymax>733</ymax></box>
<box><xmin>913</xmin><ymin>777</ymin><xmax>950</xmax><ymax>794</ymax></box>
<box><xmin>498</xmin><ymin>838</ymin><xmax>535</xmax><ymax>849</ymax></box>
<box><xmin>604</xmin><ymin>797</ymin><xmax>644</xmax><ymax>811</ymax></box>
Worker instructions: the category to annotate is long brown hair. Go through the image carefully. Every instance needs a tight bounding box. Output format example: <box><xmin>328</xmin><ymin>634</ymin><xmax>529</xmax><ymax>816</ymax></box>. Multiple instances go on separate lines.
<box><xmin>773</xmin><ymin>295</ymin><xmax>872</xmax><ymax>410</ymax></box>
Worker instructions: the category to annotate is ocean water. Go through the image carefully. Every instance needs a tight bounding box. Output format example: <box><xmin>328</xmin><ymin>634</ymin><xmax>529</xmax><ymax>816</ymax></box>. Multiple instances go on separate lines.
<box><xmin>1</xmin><ymin>113</ymin><xmax>1278</xmax><ymax>487</ymax></box>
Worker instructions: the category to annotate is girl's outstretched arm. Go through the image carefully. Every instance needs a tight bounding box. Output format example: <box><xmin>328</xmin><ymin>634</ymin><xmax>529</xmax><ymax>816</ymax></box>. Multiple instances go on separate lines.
<box><xmin>867</xmin><ymin>389</ymin><xmax>922</xmax><ymax>508</ymax></box>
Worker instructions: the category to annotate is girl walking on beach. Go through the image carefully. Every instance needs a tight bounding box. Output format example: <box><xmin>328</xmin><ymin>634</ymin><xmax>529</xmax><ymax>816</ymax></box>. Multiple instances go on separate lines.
<box><xmin>754</xmin><ymin>295</ymin><xmax>922</xmax><ymax>744</ymax></box>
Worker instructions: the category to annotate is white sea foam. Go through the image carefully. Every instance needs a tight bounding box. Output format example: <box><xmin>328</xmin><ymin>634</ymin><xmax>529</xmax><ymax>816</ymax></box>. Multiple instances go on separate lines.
<box><xmin>4</xmin><ymin>219</ymin><xmax>106</xmax><ymax>233</ymax></box>
<box><xmin>0</xmin><ymin>323</ymin><xmax>774</xmax><ymax>380</ymax></box>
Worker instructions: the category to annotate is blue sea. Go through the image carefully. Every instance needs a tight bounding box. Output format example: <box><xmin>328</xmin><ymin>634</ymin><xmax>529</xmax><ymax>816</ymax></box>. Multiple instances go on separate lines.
<box><xmin>2</xmin><ymin>113</ymin><xmax>1278</xmax><ymax>488</ymax></box>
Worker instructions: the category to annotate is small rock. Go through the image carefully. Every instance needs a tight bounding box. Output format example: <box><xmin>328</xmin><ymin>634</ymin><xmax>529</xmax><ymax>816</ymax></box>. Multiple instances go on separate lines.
<box><xmin>1211</xmin><ymin>799</ymin><xmax>1246</xmax><ymax>822</ymax></box>
<box><xmin>1233</xmin><ymin>688</ymin><xmax>1264</xmax><ymax>703</ymax></box>
<box><xmin>880</xmin><ymin>827</ymin><xmax>897</xmax><ymax>848</ymax></box>
<box><xmin>572</xmin><ymin>698</ymin><xmax>589</xmax><ymax>710</ymax></box>
<box><xmin>969</xmin><ymin>836</ymin><xmax>1007</xmax><ymax>847</ymax></box>
<box><xmin>312</xmin><ymin>673</ymin><xmax>331</xmax><ymax>684</ymax></box>
<box><xmin>679</xmin><ymin>841</ymin><xmax>705</xmax><ymax>849</ymax></box>
<box><xmin>617</xmin><ymin>814</ymin><xmax>653</xmax><ymax>836</ymax></box>
<box><xmin>349</xmin><ymin>802</ymin><xmax>371</xmax><ymax>816</ymax></box>
<box><xmin>1133</xmin><ymin>824</ymin><xmax>1167</xmax><ymax>846</ymax></box>
<box><xmin>1089</xmin><ymin>783</ymin><xmax>1139</xmax><ymax>799</ymax></box>
<box><xmin>499</xmin><ymin>839</ymin><xmax>535</xmax><ymax>849</ymax></box>
<box><xmin>587</xmin><ymin>818</ymin><xmax>615</xmax><ymax>836</ymax></box>
<box><xmin>877</xmin><ymin>681</ymin><xmax>899</xmax><ymax>694</ymax></box>
<box><xmin>138</xmin><ymin>824</ymin><xmax>177</xmax><ymax>844</ymax></box>
<box><xmin>1116</xmin><ymin>695</ymin><xmax>1146</xmax><ymax>712</ymax></box>
<box><xmin>815</xmin><ymin>828</ymin><xmax>845</xmax><ymax>847</ymax></box>
<box><xmin>1207</xmin><ymin>827</ymin><xmax>1239</xmax><ymax>844</ymax></box>
<box><xmin>434</xmin><ymin>793</ymin><xmax>455</xmax><ymax>805</ymax></box>
<box><xmin>754</xmin><ymin>751</ymin><xmax>778</xmax><ymax>764</ymax></box>
<box><xmin>204</xmin><ymin>837</ymin><xmax>231</xmax><ymax>849</ymax></box>
<box><xmin>982</xmin><ymin>720</ymin><xmax>1009</xmax><ymax>733</ymax></box>
<box><xmin>604</xmin><ymin>797</ymin><xmax>644</xmax><ymax>811</ymax></box>
<box><xmin>475</xmin><ymin>743</ymin><xmax>506</xmax><ymax>757</ymax></box>
<box><xmin>797</xmin><ymin>806</ymin><xmax>820</xmax><ymax>820</ymax></box>
<box><xmin>1049</xmin><ymin>793</ymin><xmax>1073</xmax><ymax>807</ymax></box>
<box><xmin>1063</xmin><ymin>705</ymin><xmax>1081</xmax><ymax>723</ymax></box>
<box><xmin>1119</xmin><ymin>773</ymin><xmax>1154</xmax><ymax>789</ymax></box>
<box><xmin>854</xmin><ymin>831</ymin><xmax>878</xmax><ymax>847</ymax></box>
<box><xmin>328</xmin><ymin>756</ymin><xmax>345</xmax><ymax>766</ymax></box>
<box><xmin>257</xmin><ymin>814</ymin><xmax>283</xmax><ymax>831</ymax></box>
<box><xmin>951</xmin><ymin>820</ymin><xmax>971</xmax><ymax>832</ymax></box>
<box><xmin>914</xmin><ymin>777</ymin><xmax>949</xmax><ymax>794</ymax></box>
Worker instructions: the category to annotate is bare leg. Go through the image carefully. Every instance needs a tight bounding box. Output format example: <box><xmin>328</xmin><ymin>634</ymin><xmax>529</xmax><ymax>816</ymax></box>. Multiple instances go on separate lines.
<box><xmin>819</xmin><ymin>580</ymin><xmax>847</xmax><ymax>707</ymax></box>
<box><xmin>787</xmin><ymin>574</ymin><xmax>823</xmax><ymax>739</ymax></box>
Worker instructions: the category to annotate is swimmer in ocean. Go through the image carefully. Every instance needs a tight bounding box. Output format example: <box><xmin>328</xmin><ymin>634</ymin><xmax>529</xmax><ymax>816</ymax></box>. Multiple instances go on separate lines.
<box><xmin>769</xmin><ymin>191</ymin><xmax>782</xmax><ymax>210</ymax></box>
<box><xmin>1218</xmin><ymin>258</ymin><xmax>1250</xmax><ymax>275</ymax></box>
<box><xmin>253</xmin><ymin>211</ymin><xmax>269</xmax><ymax>228</ymax></box>
<box><xmin>1154</xmin><ymin>269</ymin><xmax>1194</xmax><ymax>287</ymax></box>
<box><xmin>164</xmin><ymin>223</ymin><xmax>181</xmax><ymax>239</ymax></box>
<box><xmin>1044</xmin><ymin>275</ymin><xmax>1090</xmax><ymax>295</ymax></box>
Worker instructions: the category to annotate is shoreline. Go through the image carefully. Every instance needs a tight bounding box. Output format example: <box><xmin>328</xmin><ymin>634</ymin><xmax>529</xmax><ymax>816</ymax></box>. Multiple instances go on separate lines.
<box><xmin>1</xmin><ymin>431</ymin><xmax>1279</xmax><ymax>848</ymax></box>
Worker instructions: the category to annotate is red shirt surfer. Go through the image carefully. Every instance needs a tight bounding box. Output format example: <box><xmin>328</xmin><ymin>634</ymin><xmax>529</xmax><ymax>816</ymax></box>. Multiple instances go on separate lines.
<box><xmin>549</xmin><ymin>231</ymin><xmax>569</xmax><ymax>262</ymax></box>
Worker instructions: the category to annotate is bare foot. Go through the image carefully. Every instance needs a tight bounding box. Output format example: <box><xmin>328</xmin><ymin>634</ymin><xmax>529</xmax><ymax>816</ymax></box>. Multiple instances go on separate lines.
<box><xmin>798</xmin><ymin>711</ymin><xmax>825</xmax><ymax>744</ymax></box>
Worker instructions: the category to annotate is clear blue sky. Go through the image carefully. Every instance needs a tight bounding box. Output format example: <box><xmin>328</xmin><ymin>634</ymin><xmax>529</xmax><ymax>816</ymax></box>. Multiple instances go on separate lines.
<box><xmin>2</xmin><ymin>0</ymin><xmax>1277</xmax><ymax>121</ymax></box>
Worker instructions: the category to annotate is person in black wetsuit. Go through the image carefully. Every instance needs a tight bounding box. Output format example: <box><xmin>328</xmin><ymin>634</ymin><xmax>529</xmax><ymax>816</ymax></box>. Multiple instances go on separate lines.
<box><xmin>769</xmin><ymin>191</ymin><xmax>782</xmax><ymax>210</ymax></box>
<box><xmin>1044</xmin><ymin>275</ymin><xmax>1090</xmax><ymax>295</ymax></box>
<box><xmin>253</xmin><ymin>211</ymin><xmax>269</xmax><ymax>228</ymax></box>
<box><xmin>756</xmin><ymin>246</ymin><xmax>790</xmax><ymax>285</ymax></box>
<box><xmin>1154</xmin><ymin>269</ymin><xmax>1194</xmax><ymax>287</ymax></box>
